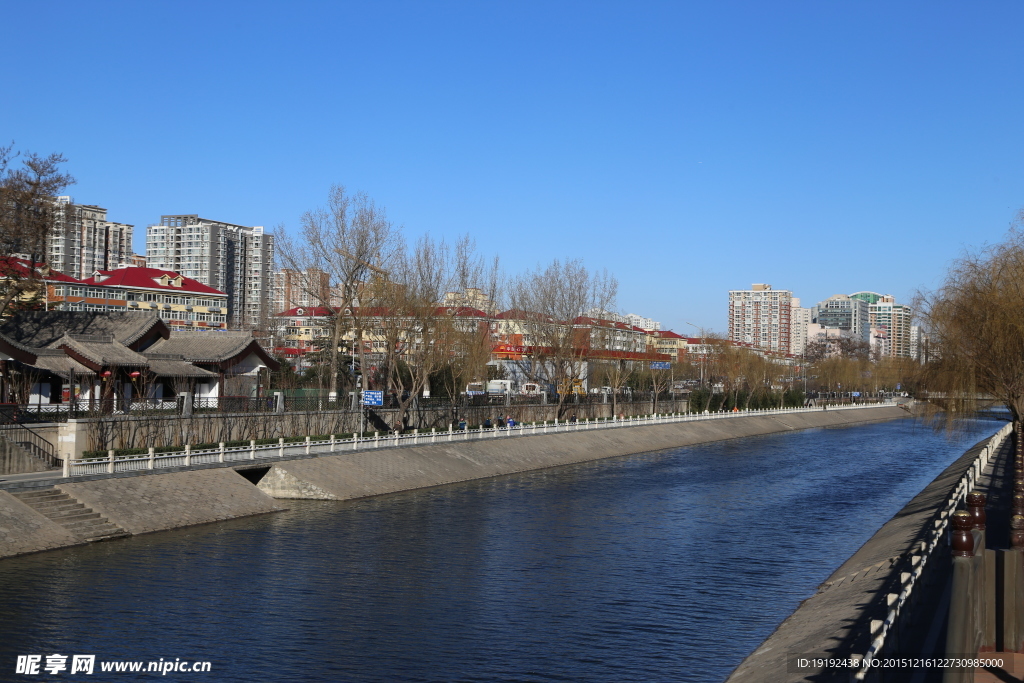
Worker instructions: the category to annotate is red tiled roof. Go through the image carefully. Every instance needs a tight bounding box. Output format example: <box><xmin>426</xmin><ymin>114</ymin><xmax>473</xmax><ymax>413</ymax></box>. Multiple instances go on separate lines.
<box><xmin>80</xmin><ymin>267</ymin><xmax>226</xmax><ymax>295</ymax></box>
<box><xmin>0</xmin><ymin>257</ymin><xmax>83</xmax><ymax>283</ymax></box>
<box><xmin>496</xmin><ymin>309</ymin><xmax>557</xmax><ymax>323</ymax></box>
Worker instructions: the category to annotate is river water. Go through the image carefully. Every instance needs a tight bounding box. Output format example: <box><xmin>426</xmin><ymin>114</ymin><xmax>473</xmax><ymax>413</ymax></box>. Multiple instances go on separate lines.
<box><xmin>0</xmin><ymin>417</ymin><xmax>1001</xmax><ymax>682</ymax></box>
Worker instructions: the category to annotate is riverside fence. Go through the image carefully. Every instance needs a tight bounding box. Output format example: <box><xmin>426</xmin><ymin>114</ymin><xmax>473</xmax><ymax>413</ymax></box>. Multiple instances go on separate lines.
<box><xmin>63</xmin><ymin>402</ymin><xmax>895</xmax><ymax>479</ymax></box>
<box><xmin>848</xmin><ymin>421</ymin><xmax>1012</xmax><ymax>682</ymax></box>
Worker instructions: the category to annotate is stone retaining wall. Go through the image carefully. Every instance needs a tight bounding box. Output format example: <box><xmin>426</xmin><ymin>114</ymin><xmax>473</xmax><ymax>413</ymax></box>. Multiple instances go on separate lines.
<box><xmin>1</xmin><ymin>405</ymin><xmax>907</xmax><ymax>561</ymax></box>
<box><xmin>56</xmin><ymin>398</ymin><xmax>693</xmax><ymax>461</ymax></box>
<box><xmin>257</xmin><ymin>406</ymin><xmax>909</xmax><ymax>500</ymax></box>
<box><xmin>60</xmin><ymin>469</ymin><xmax>285</xmax><ymax>536</ymax></box>
<box><xmin>0</xmin><ymin>491</ymin><xmax>82</xmax><ymax>557</ymax></box>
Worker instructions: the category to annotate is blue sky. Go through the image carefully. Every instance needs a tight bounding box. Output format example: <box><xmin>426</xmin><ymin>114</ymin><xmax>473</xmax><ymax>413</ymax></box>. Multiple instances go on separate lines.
<box><xmin>3</xmin><ymin>1</ymin><xmax>1022</xmax><ymax>333</ymax></box>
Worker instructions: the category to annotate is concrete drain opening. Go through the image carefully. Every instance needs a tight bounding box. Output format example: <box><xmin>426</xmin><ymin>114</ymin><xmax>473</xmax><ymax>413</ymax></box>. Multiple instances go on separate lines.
<box><xmin>235</xmin><ymin>466</ymin><xmax>271</xmax><ymax>485</ymax></box>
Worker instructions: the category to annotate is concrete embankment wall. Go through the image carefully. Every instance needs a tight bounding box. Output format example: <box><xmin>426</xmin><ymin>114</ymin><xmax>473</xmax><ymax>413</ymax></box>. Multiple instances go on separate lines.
<box><xmin>1</xmin><ymin>406</ymin><xmax>905</xmax><ymax>561</ymax></box>
<box><xmin>258</xmin><ymin>406</ymin><xmax>909</xmax><ymax>500</ymax></box>
<box><xmin>0</xmin><ymin>490</ymin><xmax>82</xmax><ymax>556</ymax></box>
<box><xmin>60</xmin><ymin>469</ymin><xmax>284</xmax><ymax>536</ymax></box>
<box><xmin>56</xmin><ymin>398</ymin><xmax>692</xmax><ymax>462</ymax></box>
<box><xmin>725</xmin><ymin>420</ymin><xmax>1005</xmax><ymax>683</ymax></box>
<box><xmin>0</xmin><ymin>470</ymin><xmax>284</xmax><ymax>560</ymax></box>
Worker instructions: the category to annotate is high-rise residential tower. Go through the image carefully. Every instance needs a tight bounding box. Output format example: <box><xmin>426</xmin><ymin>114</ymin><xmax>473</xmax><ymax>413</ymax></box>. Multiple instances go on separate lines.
<box><xmin>728</xmin><ymin>283</ymin><xmax>793</xmax><ymax>354</ymax></box>
<box><xmin>47</xmin><ymin>197</ymin><xmax>133</xmax><ymax>280</ymax></box>
<box><xmin>146</xmin><ymin>214</ymin><xmax>274</xmax><ymax>329</ymax></box>
<box><xmin>789</xmin><ymin>298</ymin><xmax>812</xmax><ymax>357</ymax></box>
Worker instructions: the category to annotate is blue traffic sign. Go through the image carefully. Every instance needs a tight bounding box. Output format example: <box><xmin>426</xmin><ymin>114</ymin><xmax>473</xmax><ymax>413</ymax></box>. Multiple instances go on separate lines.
<box><xmin>649</xmin><ymin>362</ymin><xmax>671</xmax><ymax>370</ymax></box>
<box><xmin>361</xmin><ymin>390</ymin><xmax>384</xmax><ymax>406</ymax></box>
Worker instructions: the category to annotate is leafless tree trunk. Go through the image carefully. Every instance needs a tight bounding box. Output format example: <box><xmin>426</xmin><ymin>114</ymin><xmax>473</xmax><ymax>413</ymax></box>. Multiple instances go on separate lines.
<box><xmin>508</xmin><ymin>259</ymin><xmax>617</xmax><ymax>418</ymax></box>
<box><xmin>277</xmin><ymin>185</ymin><xmax>401</xmax><ymax>399</ymax></box>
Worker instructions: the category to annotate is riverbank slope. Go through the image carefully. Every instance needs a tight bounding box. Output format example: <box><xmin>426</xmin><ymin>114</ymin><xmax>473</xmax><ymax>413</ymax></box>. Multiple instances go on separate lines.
<box><xmin>0</xmin><ymin>405</ymin><xmax>908</xmax><ymax>560</ymax></box>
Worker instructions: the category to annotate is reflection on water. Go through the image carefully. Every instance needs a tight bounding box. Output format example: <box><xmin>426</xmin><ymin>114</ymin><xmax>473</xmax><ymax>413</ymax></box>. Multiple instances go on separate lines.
<box><xmin>0</xmin><ymin>418</ymin><xmax>999</xmax><ymax>682</ymax></box>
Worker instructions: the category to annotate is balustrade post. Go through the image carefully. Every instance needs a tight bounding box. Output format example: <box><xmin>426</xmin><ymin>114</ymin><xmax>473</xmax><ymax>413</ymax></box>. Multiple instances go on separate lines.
<box><xmin>1008</xmin><ymin>517</ymin><xmax>1024</xmax><ymax>654</ymax></box>
<box><xmin>278</xmin><ymin>437</ymin><xmax>284</xmax><ymax>458</ymax></box>
<box><xmin>1012</xmin><ymin>516</ymin><xmax>1024</xmax><ymax>551</ymax></box>
<box><xmin>967</xmin><ymin>491</ymin><xmax>988</xmax><ymax>553</ymax></box>
<box><xmin>148</xmin><ymin>447</ymin><xmax>155</xmax><ymax>470</ymax></box>
<box><xmin>305</xmin><ymin>436</ymin><xmax>311</xmax><ymax>455</ymax></box>
<box><xmin>219</xmin><ymin>442</ymin><xmax>225</xmax><ymax>463</ymax></box>
<box><xmin>432</xmin><ymin>427</ymin><xmax>436</xmax><ymax>443</ymax></box>
<box><xmin>375</xmin><ymin>431</ymin><xmax>379</xmax><ymax>447</ymax></box>
<box><xmin>330</xmin><ymin>434</ymin><xmax>335</xmax><ymax>452</ymax></box>
<box><xmin>108</xmin><ymin>449</ymin><xmax>115</xmax><ymax>473</ymax></box>
<box><xmin>414</xmin><ymin>428</ymin><xmax>419</xmax><ymax>445</ymax></box>
<box><xmin>249</xmin><ymin>439</ymin><xmax>256</xmax><ymax>459</ymax></box>
<box><xmin>184</xmin><ymin>445</ymin><xmax>191</xmax><ymax>467</ymax></box>
<box><xmin>947</xmin><ymin>510</ymin><xmax>984</xmax><ymax>678</ymax></box>
<box><xmin>449</xmin><ymin>424</ymin><xmax>453</xmax><ymax>442</ymax></box>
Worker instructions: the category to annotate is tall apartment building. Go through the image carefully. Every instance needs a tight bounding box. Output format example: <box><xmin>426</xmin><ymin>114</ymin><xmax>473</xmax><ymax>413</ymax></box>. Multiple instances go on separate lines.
<box><xmin>272</xmin><ymin>268</ymin><xmax>331</xmax><ymax>314</ymax></box>
<box><xmin>813</xmin><ymin>294</ymin><xmax>870</xmax><ymax>344</ymax></box>
<box><xmin>728</xmin><ymin>284</ymin><xmax>793</xmax><ymax>354</ymax></box>
<box><xmin>869</xmin><ymin>295</ymin><xmax>912</xmax><ymax>358</ymax></box>
<box><xmin>789</xmin><ymin>298</ymin><xmax>812</xmax><ymax>357</ymax></box>
<box><xmin>851</xmin><ymin>291</ymin><xmax>914</xmax><ymax>358</ymax></box>
<box><xmin>47</xmin><ymin>197</ymin><xmax>133</xmax><ymax>280</ymax></box>
<box><xmin>146</xmin><ymin>214</ymin><xmax>274</xmax><ymax>329</ymax></box>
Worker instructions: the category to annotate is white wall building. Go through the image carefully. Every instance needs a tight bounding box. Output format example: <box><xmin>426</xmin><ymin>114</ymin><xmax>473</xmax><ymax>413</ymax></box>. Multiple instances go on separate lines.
<box><xmin>624</xmin><ymin>313</ymin><xmax>661</xmax><ymax>332</ymax></box>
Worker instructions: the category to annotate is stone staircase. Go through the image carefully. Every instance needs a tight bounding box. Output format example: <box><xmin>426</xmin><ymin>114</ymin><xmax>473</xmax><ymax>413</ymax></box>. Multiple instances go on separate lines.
<box><xmin>11</xmin><ymin>488</ymin><xmax>130</xmax><ymax>542</ymax></box>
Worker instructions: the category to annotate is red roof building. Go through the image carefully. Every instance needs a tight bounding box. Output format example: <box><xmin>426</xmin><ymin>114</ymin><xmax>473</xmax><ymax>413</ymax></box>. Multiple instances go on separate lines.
<box><xmin>49</xmin><ymin>267</ymin><xmax>229</xmax><ymax>332</ymax></box>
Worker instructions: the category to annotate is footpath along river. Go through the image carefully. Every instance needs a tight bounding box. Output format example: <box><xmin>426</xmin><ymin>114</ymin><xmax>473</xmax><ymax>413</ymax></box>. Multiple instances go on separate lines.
<box><xmin>0</xmin><ymin>416</ymin><xmax>1002</xmax><ymax>682</ymax></box>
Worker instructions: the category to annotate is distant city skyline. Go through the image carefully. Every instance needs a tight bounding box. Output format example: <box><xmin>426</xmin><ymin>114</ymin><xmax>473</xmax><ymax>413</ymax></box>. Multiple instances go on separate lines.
<box><xmin>4</xmin><ymin>2</ymin><xmax>1023</xmax><ymax>334</ymax></box>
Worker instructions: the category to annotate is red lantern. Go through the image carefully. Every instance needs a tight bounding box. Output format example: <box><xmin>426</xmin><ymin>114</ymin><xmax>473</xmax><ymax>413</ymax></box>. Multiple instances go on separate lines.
<box><xmin>129</xmin><ymin>371</ymin><xmax>141</xmax><ymax>379</ymax></box>
<box><xmin>101</xmin><ymin>370</ymin><xmax>112</xmax><ymax>378</ymax></box>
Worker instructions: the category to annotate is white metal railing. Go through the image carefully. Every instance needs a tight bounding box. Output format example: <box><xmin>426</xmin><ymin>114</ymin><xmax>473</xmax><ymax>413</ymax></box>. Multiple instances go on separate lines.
<box><xmin>63</xmin><ymin>401</ymin><xmax>897</xmax><ymax>479</ymax></box>
<box><xmin>851</xmin><ymin>421</ymin><xmax>1012</xmax><ymax>680</ymax></box>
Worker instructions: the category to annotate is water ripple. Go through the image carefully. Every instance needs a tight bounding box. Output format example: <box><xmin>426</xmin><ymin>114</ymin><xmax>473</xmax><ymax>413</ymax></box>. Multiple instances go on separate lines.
<box><xmin>0</xmin><ymin>418</ymin><xmax>999</xmax><ymax>682</ymax></box>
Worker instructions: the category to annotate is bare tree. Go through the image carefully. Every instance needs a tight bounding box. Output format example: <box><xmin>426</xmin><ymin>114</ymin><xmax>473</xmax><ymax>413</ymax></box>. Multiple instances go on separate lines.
<box><xmin>378</xmin><ymin>235</ymin><xmax>493</xmax><ymax>429</ymax></box>
<box><xmin>0</xmin><ymin>144</ymin><xmax>75</xmax><ymax>317</ymax></box>
<box><xmin>507</xmin><ymin>259</ymin><xmax>617</xmax><ymax>417</ymax></box>
<box><xmin>277</xmin><ymin>185</ymin><xmax>401</xmax><ymax>399</ymax></box>
<box><xmin>919</xmin><ymin>225</ymin><xmax>1024</xmax><ymax>435</ymax></box>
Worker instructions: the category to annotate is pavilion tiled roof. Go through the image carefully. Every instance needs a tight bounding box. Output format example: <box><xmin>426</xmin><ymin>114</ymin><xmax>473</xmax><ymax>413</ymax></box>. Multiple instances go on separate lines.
<box><xmin>30</xmin><ymin>349</ymin><xmax>92</xmax><ymax>378</ymax></box>
<box><xmin>145</xmin><ymin>331</ymin><xmax>269</xmax><ymax>364</ymax></box>
<box><xmin>55</xmin><ymin>334</ymin><xmax>150</xmax><ymax>367</ymax></box>
<box><xmin>1</xmin><ymin>311</ymin><xmax>168</xmax><ymax>348</ymax></box>
<box><xmin>141</xmin><ymin>353</ymin><xmax>217</xmax><ymax>378</ymax></box>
